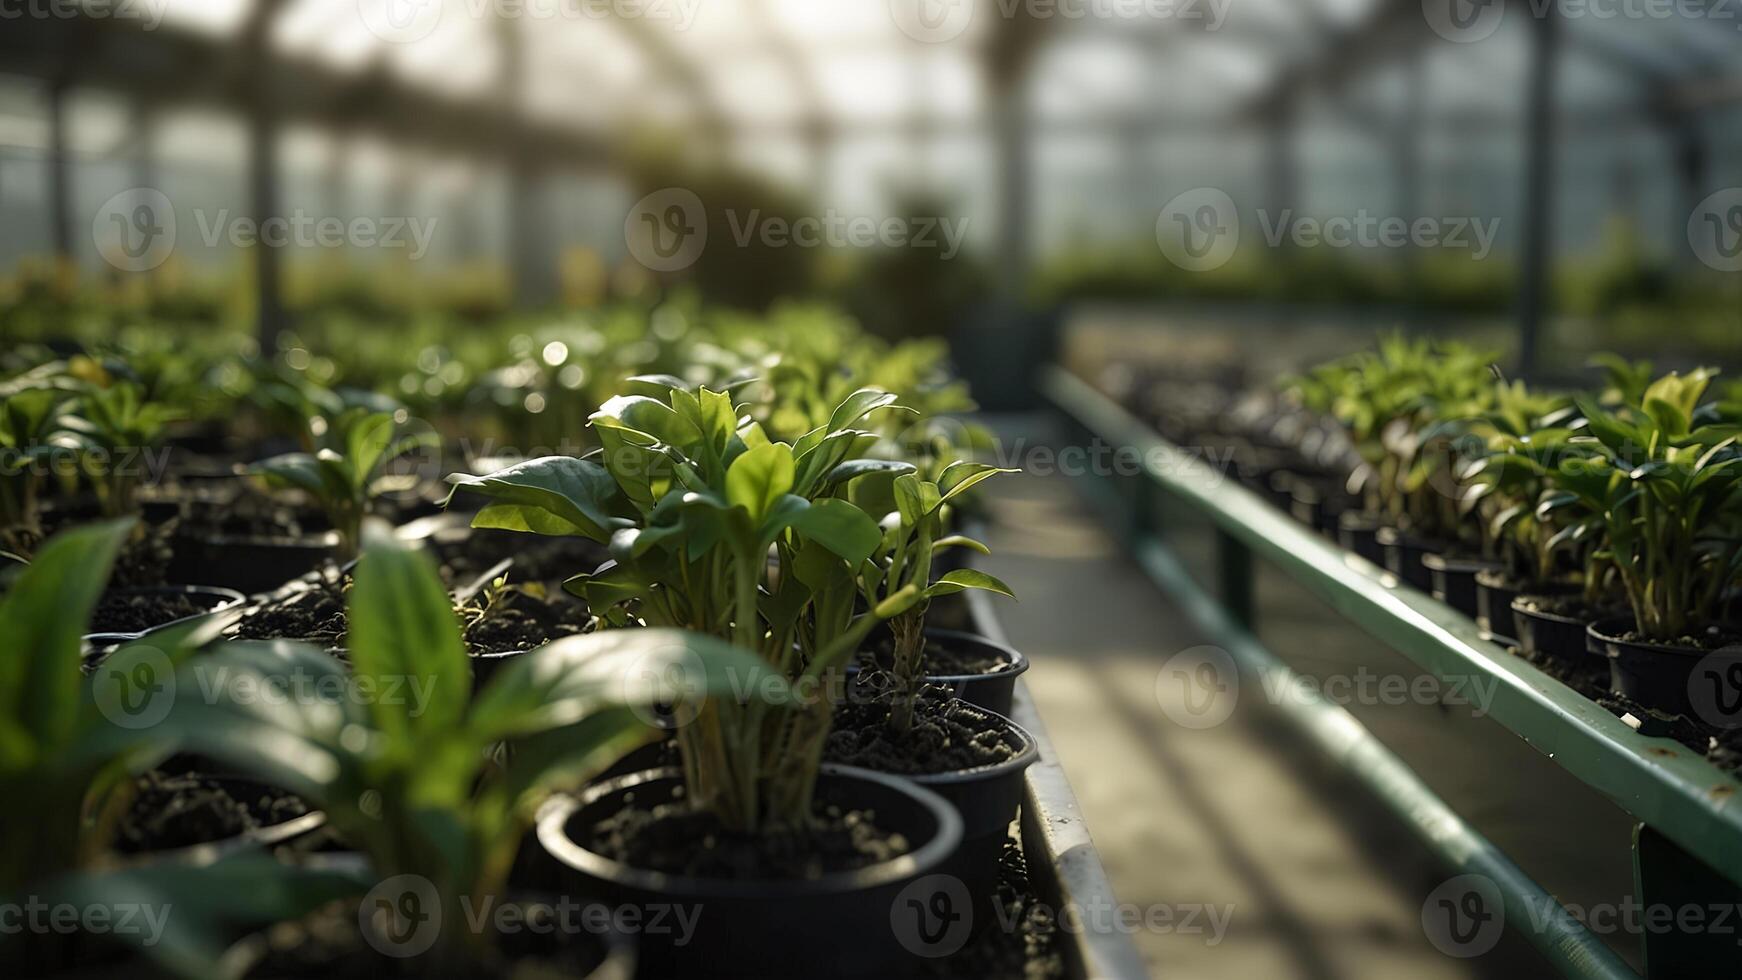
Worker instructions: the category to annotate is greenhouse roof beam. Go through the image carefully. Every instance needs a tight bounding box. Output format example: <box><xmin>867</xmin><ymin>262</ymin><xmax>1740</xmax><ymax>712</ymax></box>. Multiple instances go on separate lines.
<box><xmin>0</xmin><ymin>13</ymin><xmax>611</xmax><ymax>171</ymax></box>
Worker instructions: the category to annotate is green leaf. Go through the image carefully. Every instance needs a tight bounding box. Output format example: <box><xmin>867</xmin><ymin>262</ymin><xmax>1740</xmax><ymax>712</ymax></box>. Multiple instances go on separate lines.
<box><xmin>933</xmin><ymin>535</ymin><xmax>991</xmax><ymax>555</ymax></box>
<box><xmin>824</xmin><ymin>459</ymin><xmax>916</xmax><ymax>488</ymax></box>
<box><xmin>0</xmin><ymin>519</ymin><xmax>133</xmax><ymax>761</ymax></box>
<box><xmin>938</xmin><ymin>461</ymin><xmax>1016</xmax><ymax>502</ymax></box>
<box><xmin>468</xmin><ymin>628</ymin><xmax>789</xmax><ymax>741</ymax></box>
<box><xmin>726</xmin><ymin>443</ymin><xmax>795</xmax><ymax>521</ymax></box>
<box><xmin>827</xmin><ymin>388</ymin><xmax>902</xmax><ymax>433</ymax></box>
<box><xmin>788</xmin><ymin>497</ymin><xmax>882</xmax><ymax>564</ymax></box>
<box><xmin>923</xmin><ymin>568</ymin><xmax>1016</xmax><ymax>600</ymax></box>
<box><xmin>348</xmin><ymin>529</ymin><xmax>471</xmax><ymax>742</ymax></box>
<box><xmin>447</xmin><ymin>456</ymin><xmax>627</xmax><ymax>542</ymax></box>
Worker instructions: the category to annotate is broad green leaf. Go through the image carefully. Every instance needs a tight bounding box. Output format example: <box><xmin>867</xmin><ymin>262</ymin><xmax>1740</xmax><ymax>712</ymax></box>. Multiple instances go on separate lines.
<box><xmin>348</xmin><ymin>530</ymin><xmax>471</xmax><ymax>741</ymax></box>
<box><xmin>447</xmin><ymin>456</ymin><xmax>627</xmax><ymax>542</ymax></box>
<box><xmin>726</xmin><ymin>443</ymin><xmax>795</xmax><ymax>520</ymax></box>
<box><xmin>468</xmin><ymin>628</ymin><xmax>789</xmax><ymax>741</ymax></box>
<box><xmin>939</xmin><ymin>461</ymin><xmax>1016</xmax><ymax>502</ymax></box>
<box><xmin>788</xmin><ymin>497</ymin><xmax>882</xmax><ymax>564</ymax></box>
<box><xmin>923</xmin><ymin>568</ymin><xmax>1016</xmax><ymax>600</ymax></box>
<box><xmin>0</xmin><ymin>519</ymin><xmax>132</xmax><ymax>759</ymax></box>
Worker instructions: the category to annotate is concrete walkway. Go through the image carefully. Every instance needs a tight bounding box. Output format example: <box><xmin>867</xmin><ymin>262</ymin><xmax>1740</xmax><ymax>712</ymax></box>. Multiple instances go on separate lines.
<box><xmin>974</xmin><ymin>467</ymin><xmax>1549</xmax><ymax>980</ymax></box>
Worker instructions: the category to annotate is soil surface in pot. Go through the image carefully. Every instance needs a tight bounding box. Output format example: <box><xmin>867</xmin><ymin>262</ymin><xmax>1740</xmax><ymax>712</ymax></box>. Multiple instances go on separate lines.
<box><xmin>177</xmin><ymin>494</ymin><xmax>330</xmax><ymax>540</ymax></box>
<box><xmin>860</xmin><ymin>633</ymin><xmax>1011</xmax><ymax>677</ymax></box>
<box><xmin>1507</xmin><ymin>644</ymin><xmax>1608</xmax><ymax>701</ymax></box>
<box><xmin>1515</xmin><ymin>593</ymin><xmax>1619</xmax><ymax>622</ymax></box>
<box><xmin>439</xmin><ymin>532</ymin><xmax>610</xmax><ymax>588</ymax></box>
<box><xmin>110</xmin><ymin>524</ymin><xmax>175</xmax><ymax>588</ymax></box>
<box><xmin>461</xmin><ymin>587</ymin><xmax>591</xmax><ymax>654</ymax></box>
<box><xmin>115</xmin><ymin>769</ymin><xmax>309</xmax><ymax>855</ymax></box>
<box><xmin>827</xmin><ymin>689</ymin><xmax>1019</xmax><ymax>776</ymax></box>
<box><xmin>1603</xmin><ymin>626</ymin><xmax>1742</xmax><ymax>651</ymax></box>
<box><xmin>241</xmin><ymin>898</ymin><xmax>609</xmax><ymax>980</ymax></box>
<box><xmin>580</xmin><ymin>788</ymin><xmax>910</xmax><ymax>880</ymax></box>
<box><xmin>89</xmin><ymin>590</ymin><xmax>210</xmax><ymax>634</ymax></box>
<box><xmin>234</xmin><ymin>577</ymin><xmax>350</xmax><ymax>643</ymax></box>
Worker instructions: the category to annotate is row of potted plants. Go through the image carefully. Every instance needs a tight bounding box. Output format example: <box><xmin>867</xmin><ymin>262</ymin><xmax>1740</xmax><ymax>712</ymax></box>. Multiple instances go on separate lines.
<box><xmin>1118</xmin><ymin>335</ymin><xmax>1742</xmax><ymax>730</ymax></box>
<box><xmin>0</xmin><ymin>306</ymin><xmax>1051</xmax><ymax>978</ymax></box>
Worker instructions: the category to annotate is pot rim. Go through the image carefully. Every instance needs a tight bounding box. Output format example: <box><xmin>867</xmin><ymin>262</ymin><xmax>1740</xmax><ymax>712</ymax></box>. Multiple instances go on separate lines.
<box><xmin>1510</xmin><ymin>594</ymin><xmax>1608</xmax><ymax>628</ymax></box>
<box><xmin>80</xmin><ymin>585</ymin><xmax>250</xmax><ymax>645</ymax></box>
<box><xmin>909</xmin><ymin>707</ymin><xmax>1040</xmax><ymax>786</ymax></box>
<box><xmin>536</xmin><ymin>764</ymin><xmax>964</xmax><ymax>899</ymax></box>
<box><xmin>917</xmin><ymin>627</ymin><xmax>1030</xmax><ymax>684</ymax></box>
<box><xmin>122</xmin><ymin>810</ymin><xmax>329</xmax><ymax>870</ymax></box>
<box><xmin>1587</xmin><ymin>617</ymin><xmax>1737</xmax><ymax>659</ymax></box>
<box><xmin>177</xmin><ymin>529</ymin><xmax>343</xmax><ymax>549</ymax></box>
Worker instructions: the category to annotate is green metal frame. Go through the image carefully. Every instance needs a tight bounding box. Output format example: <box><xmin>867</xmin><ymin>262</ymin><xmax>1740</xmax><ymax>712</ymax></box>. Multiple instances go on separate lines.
<box><xmin>1043</xmin><ymin>367</ymin><xmax>1742</xmax><ymax>978</ymax></box>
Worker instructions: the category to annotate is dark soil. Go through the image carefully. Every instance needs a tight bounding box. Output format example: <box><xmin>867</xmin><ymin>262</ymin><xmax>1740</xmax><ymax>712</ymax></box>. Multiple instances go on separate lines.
<box><xmin>927</xmin><ymin>839</ymin><xmax>1066</xmax><ymax>980</ymax></box>
<box><xmin>439</xmin><ymin>530</ymin><xmax>610</xmax><ymax>588</ymax></box>
<box><xmin>579</xmin><ymin>786</ymin><xmax>910</xmax><ymax>880</ymax></box>
<box><xmin>1509</xmin><ymin>642</ymin><xmax>1610</xmax><ymax>701</ymax></box>
<box><xmin>177</xmin><ymin>492</ymin><xmax>330</xmax><ymax>541</ymax></box>
<box><xmin>462</xmin><ymin>588</ymin><xmax>591</xmax><ymax>654</ymax></box>
<box><xmin>115</xmin><ymin>769</ymin><xmax>309</xmax><ymax>854</ymax></box>
<box><xmin>1608</xmin><ymin>628</ymin><xmax>1742</xmax><ymax>652</ymax></box>
<box><xmin>1516</xmin><ymin>593</ymin><xmax>1619</xmax><ymax>622</ymax></box>
<box><xmin>89</xmin><ymin>591</ymin><xmax>209</xmax><ymax>635</ymax></box>
<box><xmin>238</xmin><ymin>897</ymin><xmax>609</xmax><ymax>980</ymax></box>
<box><xmin>862</xmin><ymin>633</ymin><xmax>1011</xmax><ymax>678</ymax></box>
<box><xmin>109</xmin><ymin>524</ymin><xmax>175</xmax><ymax>588</ymax></box>
<box><xmin>234</xmin><ymin>578</ymin><xmax>350</xmax><ymax>642</ymax></box>
<box><xmin>827</xmin><ymin>688</ymin><xmax>1020</xmax><ymax>776</ymax></box>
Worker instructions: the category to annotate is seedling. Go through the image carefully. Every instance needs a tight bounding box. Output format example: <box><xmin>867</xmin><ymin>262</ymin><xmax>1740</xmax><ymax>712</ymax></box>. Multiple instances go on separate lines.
<box><xmin>160</xmin><ymin>529</ymin><xmax>778</xmax><ymax>970</ymax></box>
<box><xmin>448</xmin><ymin>383</ymin><xmax>915</xmax><ymax>831</ymax></box>
<box><xmin>250</xmin><ymin>409</ymin><xmax>436</xmax><ymax>560</ymax></box>
<box><xmin>855</xmin><ymin>464</ymin><xmax>1014</xmax><ymax>735</ymax></box>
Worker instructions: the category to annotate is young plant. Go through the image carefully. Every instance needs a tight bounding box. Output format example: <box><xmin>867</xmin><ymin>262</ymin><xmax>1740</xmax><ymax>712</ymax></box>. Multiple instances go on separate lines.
<box><xmin>448</xmin><ymin>383</ymin><xmax>912</xmax><ymax>832</ymax></box>
<box><xmin>1458</xmin><ymin>381</ymin><xmax>1586</xmax><ymax>586</ymax></box>
<box><xmin>855</xmin><ymin>465</ymin><xmax>1014</xmax><ymax>735</ymax></box>
<box><xmin>1555</xmin><ymin>369</ymin><xmax>1742</xmax><ymax>641</ymax></box>
<box><xmin>0</xmin><ymin>520</ymin><xmax>230</xmax><ymax>897</ymax></box>
<box><xmin>250</xmin><ymin>409</ymin><xmax>436</xmax><ymax>560</ymax></box>
<box><xmin>160</xmin><ymin>529</ymin><xmax>778</xmax><ymax>971</ymax></box>
<box><xmin>60</xmin><ymin>381</ymin><xmax>180</xmax><ymax>519</ymax></box>
<box><xmin>0</xmin><ymin>384</ymin><xmax>73</xmax><ymax>555</ymax></box>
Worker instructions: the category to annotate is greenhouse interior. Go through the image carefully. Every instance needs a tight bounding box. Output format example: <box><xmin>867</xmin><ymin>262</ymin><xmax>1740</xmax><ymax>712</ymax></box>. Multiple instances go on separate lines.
<box><xmin>1</xmin><ymin>1</ymin><xmax>1740</xmax><ymax>978</ymax></box>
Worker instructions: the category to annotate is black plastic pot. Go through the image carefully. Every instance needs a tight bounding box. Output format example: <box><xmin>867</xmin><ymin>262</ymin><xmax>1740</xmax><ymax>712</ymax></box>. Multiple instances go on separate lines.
<box><xmin>1423</xmin><ymin>554</ymin><xmax>1501</xmax><ymax>620</ymax></box>
<box><xmin>1588</xmin><ymin>618</ymin><xmax>1730</xmax><ymax>717</ymax></box>
<box><xmin>905</xmin><ymin>711</ymin><xmax>1037</xmax><ymax>919</ymax></box>
<box><xmin>1337</xmin><ymin>512</ymin><xmax>1387</xmax><ymax>567</ymax></box>
<box><xmin>850</xmin><ymin>628</ymin><xmax>1030</xmax><ymax>718</ymax></box>
<box><xmin>1511</xmin><ymin>591</ymin><xmax>1600</xmax><ymax>665</ymax></box>
<box><xmin>1376</xmin><ymin>528</ymin><xmax>1443</xmax><ymax>593</ymax></box>
<box><xmin>1475</xmin><ymin>569</ymin><xmax>1523</xmax><ymax>645</ymax></box>
<box><xmin>225</xmin><ymin>876</ymin><xmax>637</xmax><ymax>980</ymax></box>
<box><xmin>82</xmin><ymin>584</ymin><xmax>247</xmax><ymax>643</ymax></box>
<box><xmin>168</xmin><ymin>530</ymin><xmax>340</xmax><ymax>595</ymax></box>
<box><xmin>535</xmin><ymin>765</ymin><xmax>963</xmax><ymax>978</ymax></box>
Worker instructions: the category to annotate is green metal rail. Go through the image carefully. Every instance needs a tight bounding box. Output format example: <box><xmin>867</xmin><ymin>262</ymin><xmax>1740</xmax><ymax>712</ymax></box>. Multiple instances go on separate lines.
<box><xmin>1042</xmin><ymin>366</ymin><xmax>1742</xmax><ymax>979</ymax></box>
